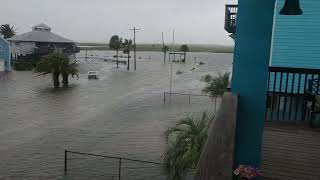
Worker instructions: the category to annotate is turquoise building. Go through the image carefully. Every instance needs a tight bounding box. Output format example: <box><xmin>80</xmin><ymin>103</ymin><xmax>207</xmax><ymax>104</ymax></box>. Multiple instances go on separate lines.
<box><xmin>227</xmin><ymin>0</ymin><xmax>319</xmax><ymax>169</ymax></box>
<box><xmin>271</xmin><ymin>0</ymin><xmax>320</xmax><ymax>69</ymax></box>
<box><xmin>0</xmin><ymin>37</ymin><xmax>11</xmax><ymax>72</ymax></box>
<box><xmin>196</xmin><ymin>1</ymin><xmax>320</xmax><ymax>179</ymax></box>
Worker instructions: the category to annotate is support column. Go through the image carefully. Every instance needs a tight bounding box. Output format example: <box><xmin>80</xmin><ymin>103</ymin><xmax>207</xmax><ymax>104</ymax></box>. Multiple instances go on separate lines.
<box><xmin>232</xmin><ymin>0</ymin><xmax>276</xmax><ymax>167</ymax></box>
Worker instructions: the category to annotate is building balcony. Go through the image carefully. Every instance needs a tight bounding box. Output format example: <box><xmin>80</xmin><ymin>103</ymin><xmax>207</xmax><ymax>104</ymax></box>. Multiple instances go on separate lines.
<box><xmin>224</xmin><ymin>5</ymin><xmax>238</xmax><ymax>34</ymax></box>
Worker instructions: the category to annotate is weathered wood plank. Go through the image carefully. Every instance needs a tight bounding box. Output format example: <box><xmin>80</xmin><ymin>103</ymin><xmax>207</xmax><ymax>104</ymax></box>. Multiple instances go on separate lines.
<box><xmin>194</xmin><ymin>92</ymin><xmax>238</xmax><ymax>180</ymax></box>
<box><xmin>262</xmin><ymin>125</ymin><xmax>320</xmax><ymax>180</ymax></box>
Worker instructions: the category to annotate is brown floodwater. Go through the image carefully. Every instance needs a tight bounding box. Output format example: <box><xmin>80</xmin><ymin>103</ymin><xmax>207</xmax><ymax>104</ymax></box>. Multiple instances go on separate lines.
<box><xmin>0</xmin><ymin>50</ymin><xmax>232</xmax><ymax>179</ymax></box>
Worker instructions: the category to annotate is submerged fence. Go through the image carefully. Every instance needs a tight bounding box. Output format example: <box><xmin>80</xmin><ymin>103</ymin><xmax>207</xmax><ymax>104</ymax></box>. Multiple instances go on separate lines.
<box><xmin>163</xmin><ymin>91</ymin><xmax>219</xmax><ymax>113</ymax></box>
<box><xmin>64</xmin><ymin>150</ymin><xmax>165</xmax><ymax>180</ymax></box>
<box><xmin>163</xmin><ymin>92</ymin><xmax>213</xmax><ymax>104</ymax></box>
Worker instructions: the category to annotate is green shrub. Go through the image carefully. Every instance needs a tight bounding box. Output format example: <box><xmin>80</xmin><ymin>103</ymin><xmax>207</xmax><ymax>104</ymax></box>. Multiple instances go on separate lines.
<box><xmin>14</xmin><ymin>61</ymin><xmax>34</xmax><ymax>71</ymax></box>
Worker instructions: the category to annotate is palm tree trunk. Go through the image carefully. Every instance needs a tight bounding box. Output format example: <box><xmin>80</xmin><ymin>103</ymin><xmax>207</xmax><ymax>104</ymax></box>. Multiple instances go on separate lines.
<box><xmin>116</xmin><ymin>50</ymin><xmax>119</xmax><ymax>68</ymax></box>
<box><xmin>53</xmin><ymin>73</ymin><xmax>60</xmax><ymax>88</ymax></box>
<box><xmin>127</xmin><ymin>52</ymin><xmax>130</xmax><ymax>70</ymax></box>
<box><xmin>62</xmin><ymin>73</ymin><xmax>69</xmax><ymax>87</ymax></box>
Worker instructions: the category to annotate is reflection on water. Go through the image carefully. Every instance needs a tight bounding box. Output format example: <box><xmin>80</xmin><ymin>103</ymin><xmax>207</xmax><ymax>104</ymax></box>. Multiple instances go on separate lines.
<box><xmin>0</xmin><ymin>50</ymin><xmax>232</xmax><ymax>179</ymax></box>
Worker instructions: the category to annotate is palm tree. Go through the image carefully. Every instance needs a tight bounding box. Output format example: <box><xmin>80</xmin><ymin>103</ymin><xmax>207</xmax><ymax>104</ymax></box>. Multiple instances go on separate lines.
<box><xmin>163</xmin><ymin>112</ymin><xmax>213</xmax><ymax>180</ymax></box>
<box><xmin>202</xmin><ymin>72</ymin><xmax>230</xmax><ymax>97</ymax></box>
<box><xmin>122</xmin><ymin>39</ymin><xmax>133</xmax><ymax>70</ymax></box>
<box><xmin>0</xmin><ymin>24</ymin><xmax>16</xmax><ymax>39</ymax></box>
<box><xmin>162</xmin><ymin>45</ymin><xmax>169</xmax><ymax>62</ymax></box>
<box><xmin>61</xmin><ymin>61</ymin><xmax>79</xmax><ymax>87</ymax></box>
<box><xmin>180</xmin><ymin>44</ymin><xmax>189</xmax><ymax>62</ymax></box>
<box><xmin>34</xmin><ymin>53</ymin><xmax>79</xmax><ymax>88</ymax></box>
<box><xmin>109</xmin><ymin>35</ymin><xmax>122</xmax><ymax>68</ymax></box>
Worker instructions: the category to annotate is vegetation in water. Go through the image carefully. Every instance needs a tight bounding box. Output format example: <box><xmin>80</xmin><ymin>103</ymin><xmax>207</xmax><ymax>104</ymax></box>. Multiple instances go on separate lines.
<box><xmin>109</xmin><ymin>35</ymin><xmax>122</xmax><ymax>68</ymax></box>
<box><xmin>0</xmin><ymin>24</ymin><xmax>16</xmax><ymax>39</ymax></box>
<box><xmin>201</xmin><ymin>74</ymin><xmax>212</xmax><ymax>83</ymax></box>
<box><xmin>202</xmin><ymin>72</ymin><xmax>230</xmax><ymax>97</ymax></box>
<box><xmin>176</xmin><ymin>70</ymin><xmax>183</xmax><ymax>75</ymax></box>
<box><xmin>34</xmin><ymin>53</ymin><xmax>79</xmax><ymax>88</ymax></box>
<box><xmin>122</xmin><ymin>39</ymin><xmax>133</xmax><ymax>70</ymax></box>
<box><xmin>163</xmin><ymin>112</ymin><xmax>213</xmax><ymax>180</ymax></box>
<box><xmin>162</xmin><ymin>45</ymin><xmax>169</xmax><ymax>62</ymax></box>
<box><xmin>78</xmin><ymin>43</ymin><xmax>234</xmax><ymax>53</ymax></box>
<box><xmin>180</xmin><ymin>44</ymin><xmax>189</xmax><ymax>62</ymax></box>
<box><xmin>13</xmin><ymin>61</ymin><xmax>34</xmax><ymax>71</ymax></box>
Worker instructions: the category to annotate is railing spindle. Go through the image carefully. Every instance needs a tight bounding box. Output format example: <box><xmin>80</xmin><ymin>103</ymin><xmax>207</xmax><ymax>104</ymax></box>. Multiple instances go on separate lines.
<box><xmin>277</xmin><ymin>72</ymin><xmax>283</xmax><ymax>120</ymax></box>
<box><xmin>288</xmin><ymin>73</ymin><xmax>295</xmax><ymax>121</ymax></box>
<box><xmin>282</xmin><ymin>73</ymin><xmax>289</xmax><ymax>120</ymax></box>
<box><xmin>271</xmin><ymin>72</ymin><xmax>278</xmax><ymax>120</ymax></box>
<box><xmin>294</xmin><ymin>73</ymin><xmax>302</xmax><ymax>120</ymax></box>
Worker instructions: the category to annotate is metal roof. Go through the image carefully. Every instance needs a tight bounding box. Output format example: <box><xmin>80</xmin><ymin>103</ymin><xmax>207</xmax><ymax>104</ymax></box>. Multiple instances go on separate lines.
<box><xmin>7</xmin><ymin>23</ymin><xmax>74</xmax><ymax>43</ymax></box>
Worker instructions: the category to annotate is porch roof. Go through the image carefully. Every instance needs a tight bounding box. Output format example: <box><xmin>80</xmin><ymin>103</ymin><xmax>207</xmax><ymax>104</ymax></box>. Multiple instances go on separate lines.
<box><xmin>7</xmin><ymin>24</ymin><xmax>74</xmax><ymax>44</ymax></box>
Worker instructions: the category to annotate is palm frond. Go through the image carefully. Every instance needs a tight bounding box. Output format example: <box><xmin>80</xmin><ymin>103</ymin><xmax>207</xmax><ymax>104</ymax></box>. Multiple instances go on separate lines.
<box><xmin>163</xmin><ymin>112</ymin><xmax>213</xmax><ymax>180</ymax></box>
<box><xmin>202</xmin><ymin>72</ymin><xmax>230</xmax><ymax>97</ymax></box>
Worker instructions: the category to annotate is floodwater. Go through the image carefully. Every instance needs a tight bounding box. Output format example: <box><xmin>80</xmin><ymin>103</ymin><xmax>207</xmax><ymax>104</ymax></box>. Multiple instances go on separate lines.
<box><xmin>0</xmin><ymin>51</ymin><xmax>232</xmax><ymax>179</ymax></box>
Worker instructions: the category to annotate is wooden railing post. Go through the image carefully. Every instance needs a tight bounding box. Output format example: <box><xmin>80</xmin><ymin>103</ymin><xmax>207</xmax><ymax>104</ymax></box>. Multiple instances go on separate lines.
<box><xmin>195</xmin><ymin>92</ymin><xmax>238</xmax><ymax>180</ymax></box>
<box><xmin>64</xmin><ymin>150</ymin><xmax>67</xmax><ymax>174</ymax></box>
<box><xmin>118</xmin><ymin>158</ymin><xmax>122</xmax><ymax>180</ymax></box>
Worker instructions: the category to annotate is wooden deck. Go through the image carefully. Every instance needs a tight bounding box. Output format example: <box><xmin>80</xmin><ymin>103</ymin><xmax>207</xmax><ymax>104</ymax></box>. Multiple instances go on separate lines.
<box><xmin>261</xmin><ymin>122</ymin><xmax>320</xmax><ymax>180</ymax></box>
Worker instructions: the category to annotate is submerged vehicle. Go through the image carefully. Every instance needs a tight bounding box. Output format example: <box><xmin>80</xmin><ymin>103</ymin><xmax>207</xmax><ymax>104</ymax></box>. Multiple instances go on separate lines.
<box><xmin>88</xmin><ymin>71</ymin><xmax>99</xmax><ymax>79</ymax></box>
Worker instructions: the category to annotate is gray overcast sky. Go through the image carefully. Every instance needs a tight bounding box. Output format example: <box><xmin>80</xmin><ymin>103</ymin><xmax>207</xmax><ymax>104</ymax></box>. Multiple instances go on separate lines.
<box><xmin>1</xmin><ymin>0</ymin><xmax>236</xmax><ymax>45</ymax></box>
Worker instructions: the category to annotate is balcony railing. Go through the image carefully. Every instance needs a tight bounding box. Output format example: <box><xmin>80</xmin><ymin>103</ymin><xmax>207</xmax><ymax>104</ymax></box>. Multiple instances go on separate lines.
<box><xmin>266</xmin><ymin>66</ymin><xmax>320</xmax><ymax>122</ymax></box>
<box><xmin>34</xmin><ymin>46</ymin><xmax>80</xmax><ymax>55</ymax></box>
<box><xmin>224</xmin><ymin>5</ymin><xmax>238</xmax><ymax>33</ymax></box>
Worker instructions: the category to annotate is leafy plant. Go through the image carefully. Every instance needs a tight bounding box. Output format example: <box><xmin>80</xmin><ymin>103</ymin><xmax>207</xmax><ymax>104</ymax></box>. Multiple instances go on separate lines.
<box><xmin>109</xmin><ymin>35</ymin><xmax>122</xmax><ymax>68</ymax></box>
<box><xmin>162</xmin><ymin>45</ymin><xmax>169</xmax><ymax>62</ymax></box>
<box><xmin>0</xmin><ymin>24</ymin><xmax>16</xmax><ymax>39</ymax></box>
<box><xmin>122</xmin><ymin>39</ymin><xmax>133</xmax><ymax>70</ymax></box>
<box><xmin>180</xmin><ymin>44</ymin><xmax>189</xmax><ymax>62</ymax></box>
<box><xmin>201</xmin><ymin>74</ymin><xmax>212</xmax><ymax>83</ymax></box>
<box><xmin>34</xmin><ymin>53</ymin><xmax>78</xmax><ymax>88</ymax></box>
<box><xmin>14</xmin><ymin>61</ymin><xmax>33</xmax><ymax>71</ymax></box>
<box><xmin>202</xmin><ymin>72</ymin><xmax>230</xmax><ymax>97</ymax></box>
<box><xmin>163</xmin><ymin>112</ymin><xmax>213</xmax><ymax>180</ymax></box>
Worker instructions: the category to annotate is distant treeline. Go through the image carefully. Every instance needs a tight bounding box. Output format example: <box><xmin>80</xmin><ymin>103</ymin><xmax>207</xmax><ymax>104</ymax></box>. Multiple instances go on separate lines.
<box><xmin>77</xmin><ymin>43</ymin><xmax>234</xmax><ymax>53</ymax></box>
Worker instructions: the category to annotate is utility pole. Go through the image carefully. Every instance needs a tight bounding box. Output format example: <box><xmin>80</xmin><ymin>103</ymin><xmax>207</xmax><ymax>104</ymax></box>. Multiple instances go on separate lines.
<box><xmin>129</xmin><ymin>26</ymin><xmax>141</xmax><ymax>70</ymax></box>
<box><xmin>169</xmin><ymin>29</ymin><xmax>175</xmax><ymax>94</ymax></box>
<box><xmin>162</xmin><ymin>32</ymin><xmax>165</xmax><ymax>63</ymax></box>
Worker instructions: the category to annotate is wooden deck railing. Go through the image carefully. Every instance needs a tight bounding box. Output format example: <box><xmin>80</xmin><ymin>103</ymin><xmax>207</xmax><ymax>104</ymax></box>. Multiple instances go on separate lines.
<box><xmin>195</xmin><ymin>92</ymin><xmax>238</xmax><ymax>180</ymax></box>
<box><xmin>267</xmin><ymin>66</ymin><xmax>320</xmax><ymax>122</ymax></box>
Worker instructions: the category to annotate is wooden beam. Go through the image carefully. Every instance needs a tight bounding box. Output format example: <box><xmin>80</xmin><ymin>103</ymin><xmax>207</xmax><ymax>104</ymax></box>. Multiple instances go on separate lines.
<box><xmin>195</xmin><ymin>92</ymin><xmax>238</xmax><ymax>180</ymax></box>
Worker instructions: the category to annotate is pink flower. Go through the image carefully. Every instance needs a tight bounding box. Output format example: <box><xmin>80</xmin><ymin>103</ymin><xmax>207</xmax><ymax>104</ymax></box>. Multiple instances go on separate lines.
<box><xmin>234</xmin><ymin>165</ymin><xmax>262</xmax><ymax>179</ymax></box>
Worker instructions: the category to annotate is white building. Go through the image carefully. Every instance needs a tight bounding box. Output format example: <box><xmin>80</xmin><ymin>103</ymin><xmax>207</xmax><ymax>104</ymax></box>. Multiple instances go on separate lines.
<box><xmin>7</xmin><ymin>23</ymin><xmax>79</xmax><ymax>57</ymax></box>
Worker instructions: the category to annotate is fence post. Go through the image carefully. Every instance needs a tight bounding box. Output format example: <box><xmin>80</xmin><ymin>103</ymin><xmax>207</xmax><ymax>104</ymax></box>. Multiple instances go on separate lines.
<box><xmin>64</xmin><ymin>150</ymin><xmax>67</xmax><ymax>174</ymax></box>
<box><xmin>163</xmin><ymin>92</ymin><xmax>166</xmax><ymax>103</ymax></box>
<box><xmin>118</xmin><ymin>158</ymin><xmax>122</xmax><ymax>180</ymax></box>
<box><xmin>189</xmin><ymin>95</ymin><xmax>191</xmax><ymax>104</ymax></box>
